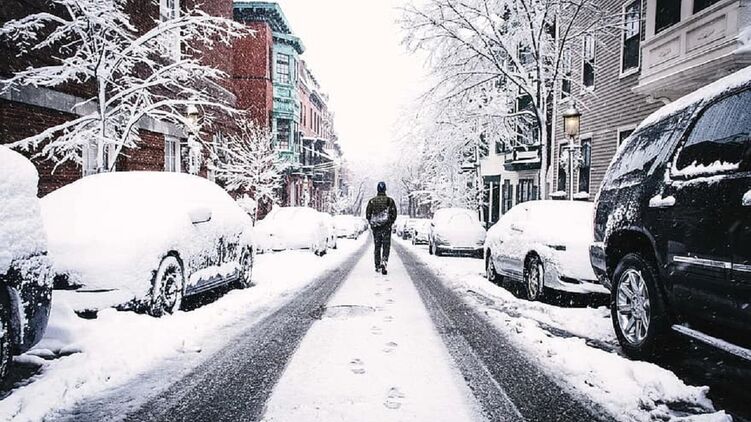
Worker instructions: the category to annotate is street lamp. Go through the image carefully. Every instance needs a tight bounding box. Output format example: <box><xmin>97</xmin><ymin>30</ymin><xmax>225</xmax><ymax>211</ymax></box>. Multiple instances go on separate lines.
<box><xmin>561</xmin><ymin>103</ymin><xmax>581</xmax><ymax>200</ymax></box>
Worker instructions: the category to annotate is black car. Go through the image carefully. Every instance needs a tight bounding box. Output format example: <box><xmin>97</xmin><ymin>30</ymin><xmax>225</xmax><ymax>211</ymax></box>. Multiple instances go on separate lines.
<box><xmin>590</xmin><ymin>67</ymin><xmax>751</xmax><ymax>359</ymax></box>
<box><xmin>0</xmin><ymin>146</ymin><xmax>53</xmax><ymax>382</ymax></box>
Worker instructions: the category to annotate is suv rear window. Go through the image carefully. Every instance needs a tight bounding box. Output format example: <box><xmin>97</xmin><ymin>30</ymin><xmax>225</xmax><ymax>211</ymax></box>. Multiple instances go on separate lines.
<box><xmin>602</xmin><ymin>107</ymin><xmax>695</xmax><ymax>190</ymax></box>
<box><xmin>673</xmin><ymin>89</ymin><xmax>751</xmax><ymax>177</ymax></box>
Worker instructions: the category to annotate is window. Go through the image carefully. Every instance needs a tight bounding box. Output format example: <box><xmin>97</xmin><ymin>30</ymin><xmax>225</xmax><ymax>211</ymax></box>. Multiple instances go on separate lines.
<box><xmin>561</xmin><ymin>48</ymin><xmax>572</xmax><ymax>98</ymax></box>
<box><xmin>655</xmin><ymin>0</ymin><xmax>681</xmax><ymax>34</ymax></box>
<box><xmin>617</xmin><ymin>128</ymin><xmax>635</xmax><ymax>147</ymax></box>
<box><xmin>159</xmin><ymin>0</ymin><xmax>180</xmax><ymax>60</ymax></box>
<box><xmin>516</xmin><ymin>94</ymin><xmax>538</xmax><ymax>145</ymax></box>
<box><xmin>621</xmin><ymin>0</ymin><xmax>641</xmax><ymax>74</ymax></box>
<box><xmin>674</xmin><ymin>89</ymin><xmax>751</xmax><ymax>176</ymax></box>
<box><xmin>578</xmin><ymin>138</ymin><xmax>592</xmax><ymax>193</ymax></box>
<box><xmin>164</xmin><ymin>136</ymin><xmax>180</xmax><ymax>172</ymax></box>
<box><xmin>582</xmin><ymin>33</ymin><xmax>595</xmax><ymax>89</ymax></box>
<box><xmin>276</xmin><ymin>119</ymin><xmax>291</xmax><ymax>150</ymax></box>
<box><xmin>276</xmin><ymin>53</ymin><xmax>291</xmax><ymax>84</ymax></box>
<box><xmin>82</xmin><ymin>142</ymin><xmax>98</xmax><ymax>176</ymax></box>
<box><xmin>517</xmin><ymin>179</ymin><xmax>535</xmax><ymax>203</ymax></box>
<box><xmin>557</xmin><ymin>143</ymin><xmax>567</xmax><ymax>192</ymax></box>
<box><xmin>694</xmin><ymin>0</ymin><xmax>721</xmax><ymax>14</ymax></box>
<box><xmin>502</xmin><ymin>180</ymin><xmax>513</xmax><ymax>213</ymax></box>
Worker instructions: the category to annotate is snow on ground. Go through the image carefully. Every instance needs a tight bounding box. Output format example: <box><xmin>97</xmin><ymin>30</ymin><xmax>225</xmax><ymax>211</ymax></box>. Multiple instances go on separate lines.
<box><xmin>0</xmin><ymin>236</ymin><xmax>367</xmax><ymax>422</ymax></box>
<box><xmin>396</xmin><ymin>238</ymin><xmax>731</xmax><ymax>422</ymax></box>
<box><xmin>261</xmin><ymin>247</ymin><xmax>486</xmax><ymax>422</ymax></box>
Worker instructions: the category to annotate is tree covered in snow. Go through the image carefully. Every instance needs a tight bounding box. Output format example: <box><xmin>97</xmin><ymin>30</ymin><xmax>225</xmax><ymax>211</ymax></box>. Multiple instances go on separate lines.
<box><xmin>209</xmin><ymin>118</ymin><xmax>286</xmax><ymax>220</ymax></box>
<box><xmin>401</xmin><ymin>0</ymin><xmax>613</xmax><ymax>198</ymax></box>
<box><xmin>1</xmin><ymin>0</ymin><xmax>251</xmax><ymax>172</ymax></box>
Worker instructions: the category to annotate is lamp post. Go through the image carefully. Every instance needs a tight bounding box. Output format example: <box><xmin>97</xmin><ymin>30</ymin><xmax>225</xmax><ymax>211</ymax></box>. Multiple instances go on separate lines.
<box><xmin>561</xmin><ymin>103</ymin><xmax>581</xmax><ymax>200</ymax></box>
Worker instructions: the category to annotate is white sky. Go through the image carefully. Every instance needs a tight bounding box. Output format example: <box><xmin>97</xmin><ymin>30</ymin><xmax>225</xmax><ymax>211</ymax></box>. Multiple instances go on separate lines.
<box><xmin>273</xmin><ymin>0</ymin><xmax>428</xmax><ymax>165</ymax></box>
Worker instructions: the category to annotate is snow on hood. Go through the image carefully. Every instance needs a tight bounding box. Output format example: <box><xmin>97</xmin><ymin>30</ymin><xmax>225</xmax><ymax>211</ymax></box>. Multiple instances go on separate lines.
<box><xmin>0</xmin><ymin>146</ymin><xmax>46</xmax><ymax>274</ymax></box>
<box><xmin>41</xmin><ymin>172</ymin><xmax>252</xmax><ymax>294</ymax></box>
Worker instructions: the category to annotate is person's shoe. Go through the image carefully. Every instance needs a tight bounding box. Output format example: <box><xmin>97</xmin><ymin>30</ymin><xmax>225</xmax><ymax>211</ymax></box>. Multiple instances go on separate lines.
<box><xmin>375</xmin><ymin>266</ymin><xmax>380</xmax><ymax>273</ymax></box>
<box><xmin>381</xmin><ymin>263</ymin><xmax>388</xmax><ymax>275</ymax></box>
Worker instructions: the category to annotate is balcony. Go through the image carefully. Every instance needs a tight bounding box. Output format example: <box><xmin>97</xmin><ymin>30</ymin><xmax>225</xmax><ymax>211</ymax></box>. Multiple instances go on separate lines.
<box><xmin>634</xmin><ymin>0</ymin><xmax>751</xmax><ymax>100</ymax></box>
<box><xmin>503</xmin><ymin>144</ymin><xmax>541</xmax><ymax>172</ymax></box>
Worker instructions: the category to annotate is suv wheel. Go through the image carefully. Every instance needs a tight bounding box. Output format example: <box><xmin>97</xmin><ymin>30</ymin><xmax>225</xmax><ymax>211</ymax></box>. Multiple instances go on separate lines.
<box><xmin>429</xmin><ymin>241</ymin><xmax>435</xmax><ymax>255</ymax></box>
<box><xmin>523</xmin><ymin>255</ymin><xmax>544</xmax><ymax>301</ymax></box>
<box><xmin>611</xmin><ymin>253</ymin><xmax>669</xmax><ymax>359</ymax></box>
<box><xmin>486</xmin><ymin>253</ymin><xmax>500</xmax><ymax>283</ymax></box>
<box><xmin>238</xmin><ymin>247</ymin><xmax>254</xmax><ymax>289</ymax></box>
<box><xmin>0</xmin><ymin>290</ymin><xmax>12</xmax><ymax>382</ymax></box>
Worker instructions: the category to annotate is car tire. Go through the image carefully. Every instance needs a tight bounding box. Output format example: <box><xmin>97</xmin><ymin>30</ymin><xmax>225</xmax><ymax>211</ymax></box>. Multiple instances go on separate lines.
<box><xmin>435</xmin><ymin>246</ymin><xmax>443</xmax><ymax>257</ymax></box>
<box><xmin>486</xmin><ymin>253</ymin><xmax>501</xmax><ymax>284</ymax></box>
<box><xmin>0</xmin><ymin>289</ymin><xmax>12</xmax><ymax>382</ymax></box>
<box><xmin>149</xmin><ymin>254</ymin><xmax>185</xmax><ymax>317</ymax></box>
<box><xmin>611</xmin><ymin>252</ymin><xmax>670</xmax><ymax>359</ymax></box>
<box><xmin>523</xmin><ymin>255</ymin><xmax>544</xmax><ymax>301</ymax></box>
<box><xmin>429</xmin><ymin>241</ymin><xmax>435</xmax><ymax>255</ymax></box>
<box><xmin>237</xmin><ymin>247</ymin><xmax>254</xmax><ymax>289</ymax></box>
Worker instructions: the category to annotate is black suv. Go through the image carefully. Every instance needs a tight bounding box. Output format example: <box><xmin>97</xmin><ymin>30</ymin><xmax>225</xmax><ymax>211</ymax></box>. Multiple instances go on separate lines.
<box><xmin>590</xmin><ymin>68</ymin><xmax>751</xmax><ymax>359</ymax></box>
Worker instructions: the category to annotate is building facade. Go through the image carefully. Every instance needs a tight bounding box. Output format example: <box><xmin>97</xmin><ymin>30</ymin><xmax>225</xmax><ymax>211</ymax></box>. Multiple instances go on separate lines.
<box><xmin>0</xmin><ymin>0</ymin><xmax>237</xmax><ymax>196</ymax></box>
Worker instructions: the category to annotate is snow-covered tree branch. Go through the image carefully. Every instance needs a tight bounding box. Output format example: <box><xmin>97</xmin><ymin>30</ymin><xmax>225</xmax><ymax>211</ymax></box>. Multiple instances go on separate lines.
<box><xmin>1</xmin><ymin>0</ymin><xmax>253</xmax><ymax>172</ymax></box>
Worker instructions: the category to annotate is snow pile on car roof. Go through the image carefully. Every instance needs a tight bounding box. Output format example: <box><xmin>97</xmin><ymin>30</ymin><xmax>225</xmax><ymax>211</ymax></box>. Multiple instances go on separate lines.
<box><xmin>640</xmin><ymin>65</ymin><xmax>751</xmax><ymax>129</ymax></box>
<box><xmin>0</xmin><ymin>146</ymin><xmax>46</xmax><ymax>274</ymax></box>
<box><xmin>41</xmin><ymin>171</ymin><xmax>251</xmax><ymax>294</ymax></box>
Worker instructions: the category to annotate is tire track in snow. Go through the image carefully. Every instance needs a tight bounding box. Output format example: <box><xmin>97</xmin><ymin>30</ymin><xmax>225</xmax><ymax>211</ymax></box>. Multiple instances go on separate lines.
<box><xmin>395</xmin><ymin>243</ymin><xmax>608</xmax><ymax>422</ymax></box>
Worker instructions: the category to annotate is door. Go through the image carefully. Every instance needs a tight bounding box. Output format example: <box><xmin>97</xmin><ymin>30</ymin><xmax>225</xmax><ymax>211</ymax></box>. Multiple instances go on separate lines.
<box><xmin>497</xmin><ymin>204</ymin><xmax>529</xmax><ymax>280</ymax></box>
<box><xmin>660</xmin><ymin>88</ymin><xmax>751</xmax><ymax>330</ymax></box>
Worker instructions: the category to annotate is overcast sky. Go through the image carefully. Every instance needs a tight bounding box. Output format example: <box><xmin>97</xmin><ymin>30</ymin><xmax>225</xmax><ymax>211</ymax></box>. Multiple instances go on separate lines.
<box><xmin>273</xmin><ymin>0</ymin><xmax>428</xmax><ymax>165</ymax></box>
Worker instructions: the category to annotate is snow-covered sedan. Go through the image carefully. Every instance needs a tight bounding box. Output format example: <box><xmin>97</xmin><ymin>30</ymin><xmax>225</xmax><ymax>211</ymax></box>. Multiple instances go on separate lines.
<box><xmin>0</xmin><ymin>146</ymin><xmax>53</xmax><ymax>382</ymax></box>
<box><xmin>42</xmin><ymin>172</ymin><xmax>255</xmax><ymax>316</ymax></box>
<box><xmin>319</xmin><ymin>212</ymin><xmax>338</xmax><ymax>250</ymax></box>
<box><xmin>334</xmin><ymin>215</ymin><xmax>363</xmax><ymax>239</ymax></box>
<box><xmin>253</xmin><ymin>207</ymin><xmax>329</xmax><ymax>255</ymax></box>
<box><xmin>411</xmin><ymin>219</ymin><xmax>432</xmax><ymax>245</ymax></box>
<box><xmin>485</xmin><ymin>200</ymin><xmax>608</xmax><ymax>301</ymax></box>
<box><xmin>428</xmin><ymin>208</ymin><xmax>486</xmax><ymax>257</ymax></box>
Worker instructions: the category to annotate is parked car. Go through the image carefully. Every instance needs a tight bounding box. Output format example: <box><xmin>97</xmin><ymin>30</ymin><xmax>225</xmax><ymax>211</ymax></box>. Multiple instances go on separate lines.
<box><xmin>590</xmin><ymin>66</ymin><xmax>751</xmax><ymax>359</ymax></box>
<box><xmin>403</xmin><ymin>218</ymin><xmax>428</xmax><ymax>240</ymax></box>
<box><xmin>254</xmin><ymin>206</ymin><xmax>329</xmax><ymax>255</ymax></box>
<box><xmin>393</xmin><ymin>216</ymin><xmax>408</xmax><ymax>236</ymax></box>
<box><xmin>42</xmin><ymin>171</ymin><xmax>255</xmax><ymax>317</ymax></box>
<box><xmin>485</xmin><ymin>200</ymin><xmax>607</xmax><ymax>301</ymax></box>
<box><xmin>319</xmin><ymin>212</ymin><xmax>338</xmax><ymax>250</ymax></box>
<box><xmin>334</xmin><ymin>215</ymin><xmax>363</xmax><ymax>239</ymax></box>
<box><xmin>0</xmin><ymin>146</ymin><xmax>53</xmax><ymax>382</ymax></box>
<box><xmin>428</xmin><ymin>208</ymin><xmax>486</xmax><ymax>257</ymax></box>
<box><xmin>411</xmin><ymin>219</ymin><xmax>432</xmax><ymax>245</ymax></box>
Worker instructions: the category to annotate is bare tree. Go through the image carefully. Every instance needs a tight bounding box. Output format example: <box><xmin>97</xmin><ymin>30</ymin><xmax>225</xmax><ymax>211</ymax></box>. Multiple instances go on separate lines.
<box><xmin>1</xmin><ymin>0</ymin><xmax>251</xmax><ymax>171</ymax></box>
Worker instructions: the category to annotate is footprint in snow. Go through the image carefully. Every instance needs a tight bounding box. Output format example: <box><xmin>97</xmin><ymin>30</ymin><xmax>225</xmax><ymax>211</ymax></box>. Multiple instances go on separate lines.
<box><xmin>375</xmin><ymin>291</ymin><xmax>382</xmax><ymax>297</ymax></box>
<box><xmin>385</xmin><ymin>298</ymin><xmax>395</xmax><ymax>305</ymax></box>
<box><xmin>383</xmin><ymin>341</ymin><xmax>398</xmax><ymax>353</ymax></box>
<box><xmin>371</xmin><ymin>326</ymin><xmax>383</xmax><ymax>335</ymax></box>
<box><xmin>386</xmin><ymin>287</ymin><xmax>393</xmax><ymax>292</ymax></box>
<box><xmin>384</xmin><ymin>387</ymin><xmax>406</xmax><ymax>409</ymax></box>
<box><xmin>383</xmin><ymin>315</ymin><xmax>394</xmax><ymax>323</ymax></box>
<box><xmin>349</xmin><ymin>358</ymin><xmax>366</xmax><ymax>374</ymax></box>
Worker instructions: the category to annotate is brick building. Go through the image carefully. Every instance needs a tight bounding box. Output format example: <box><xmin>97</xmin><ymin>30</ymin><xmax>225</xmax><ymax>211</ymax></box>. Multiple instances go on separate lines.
<box><xmin>0</xmin><ymin>0</ymin><xmax>238</xmax><ymax>196</ymax></box>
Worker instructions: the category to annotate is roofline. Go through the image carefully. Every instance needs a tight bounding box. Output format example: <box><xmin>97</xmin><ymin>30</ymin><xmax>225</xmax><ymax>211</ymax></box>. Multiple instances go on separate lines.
<box><xmin>234</xmin><ymin>2</ymin><xmax>293</xmax><ymax>35</ymax></box>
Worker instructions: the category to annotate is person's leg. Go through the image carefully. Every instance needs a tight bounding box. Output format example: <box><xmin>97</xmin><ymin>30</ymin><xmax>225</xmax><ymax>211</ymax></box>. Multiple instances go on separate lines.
<box><xmin>382</xmin><ymin>230</ymin><xmax>391</xmax><ymax>268</ymax></box>
<box><xmin>373</xmin><ymin>229</ymin><xmax>383</xmax><ymax>270</ymax></box>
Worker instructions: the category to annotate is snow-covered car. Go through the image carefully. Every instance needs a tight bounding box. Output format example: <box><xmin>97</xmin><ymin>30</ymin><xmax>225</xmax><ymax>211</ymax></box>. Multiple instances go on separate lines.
<box><xmin>42</xmin><ymin>172</ymin><xmax>255</xmax><ymax>316</ymax></box>
<box><xmin>485</xmin><ymin>200</ymin><xmax>607</xmax><ymax>301</ymax></box>
<box><xmin>428</xmin><ymin>208</ymin><xmax>486</xmax><ymax>257</ymax></box>
<box><xmin>334</xmin><ymin>215</ymin><xmax>363</xmax><ymax>239</ymax></box>
<box><xmin>0</xmin><ymin>146</ymin><xmax>53</xmax><ymax>381</ymax></box>
<box><xmin>403</xmin><ymin>218</ymin><xmax>429</xmax><ymax>240</ymax></box>
<box><xmin>393</xmin><ymin>216</ymin><xmax>408</xmax><ymax>236</ymax></box>
<box><xmin>253</xmin><ymin>207</ymin><xmax>329</xmax><ymax>255</ymax></box>
<box><xmin>319</xmin><ymin>212</ymin><xmax>338</xmax><ymax>250</ymax></box>
<box><xmin>411</xmin><ymin>219</ymin><xmax>432</xmax><ymax>245</ymax></box>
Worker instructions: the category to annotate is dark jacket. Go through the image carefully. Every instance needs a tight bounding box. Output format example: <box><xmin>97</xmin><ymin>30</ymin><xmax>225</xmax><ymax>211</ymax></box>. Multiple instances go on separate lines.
<box><xmin>366</xmin><ymin>192</ymin><xmax>397</xmax><ymax>229</ymax></box>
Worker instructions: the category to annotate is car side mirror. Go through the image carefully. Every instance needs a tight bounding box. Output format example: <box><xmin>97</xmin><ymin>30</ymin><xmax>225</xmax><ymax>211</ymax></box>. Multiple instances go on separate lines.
<box><xmin>189</xmin><ymin>207</ymin><xmax>212</xmax><ymax>224</ymax></box>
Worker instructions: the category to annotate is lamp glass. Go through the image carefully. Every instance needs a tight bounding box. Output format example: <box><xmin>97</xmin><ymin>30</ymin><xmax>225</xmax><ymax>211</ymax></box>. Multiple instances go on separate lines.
<box><xmin>562</xmin><ymin>106</ymin><xmax>581</xmax><ymax>138</ymax></box>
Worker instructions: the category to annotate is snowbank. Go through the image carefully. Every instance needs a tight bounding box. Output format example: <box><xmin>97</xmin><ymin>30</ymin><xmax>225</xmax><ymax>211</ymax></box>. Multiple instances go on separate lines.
<box><xmin>0</xmin><ymin>146</ymin><xmax>46</xmax><ymax>274</ymax></box>
<box><xmin>0</xmin><ymin>236</ymin><xmax>367</xmax><ymax>421</ymax></box>
<box><xmin>398</xmin><ymin>239</ymin><xmax>730</xmax><ymax>422</ymax></box>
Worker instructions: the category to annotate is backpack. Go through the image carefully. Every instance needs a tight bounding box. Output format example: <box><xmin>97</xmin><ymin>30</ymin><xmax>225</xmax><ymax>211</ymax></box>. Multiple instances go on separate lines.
<box><xmin>370</xmin><ymin>208</ymin><xmax>390</xmax><ymax>227</ymax></box>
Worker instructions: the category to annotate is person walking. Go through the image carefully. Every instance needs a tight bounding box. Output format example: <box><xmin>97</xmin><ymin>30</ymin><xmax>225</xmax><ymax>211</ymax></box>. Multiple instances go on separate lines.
<box><xmin>365</xmin><ymin>181</ymin><xmax>397</xmax><ymax>275</ymax></box>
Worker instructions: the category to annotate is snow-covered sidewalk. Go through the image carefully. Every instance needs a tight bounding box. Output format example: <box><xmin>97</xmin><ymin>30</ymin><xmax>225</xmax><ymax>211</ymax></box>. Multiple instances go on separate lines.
<box><xmin>396</xmin><ymin>239</ymin><xmax>731</xmax><ymax>422</ymax></box>
<box><xmin>0</xmin><ymin>237</ymin><xmax>367</xmax><ymax>422</ymax></box>
<box><xmin>261</xmin><ymin>248</ymin><xmax>485</xmax><ymax>421</ymax></box>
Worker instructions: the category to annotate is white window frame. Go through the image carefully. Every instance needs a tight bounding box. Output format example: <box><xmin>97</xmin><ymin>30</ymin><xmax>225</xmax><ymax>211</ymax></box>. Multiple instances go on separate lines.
<box><xmin>159</xmin><ymin>0</ymin><xmax>181</xmax><ymax>61</ymax></box>
<box><xmin>581</xmin><ymin>33</ymin><xmax>596</xmax><ymax>91</ymax></box>
<box><xmin>82</xmin><ymin>142</ymin><xmax>116</xmax><ymax>176</ymax></box>
<box><xmin>616</xmin><ymin>124</ymin><xmax>637</xmax><ymax>147</ymax></box>
<box><xmin>164</xmin><ymin>135</ymin><xmax>181</xmax><ymax>173</ymax></box>
<box><xmin>619</xmin><ymin>0</ymin><xmax>642</xmax><ymax>78</ymax></box>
